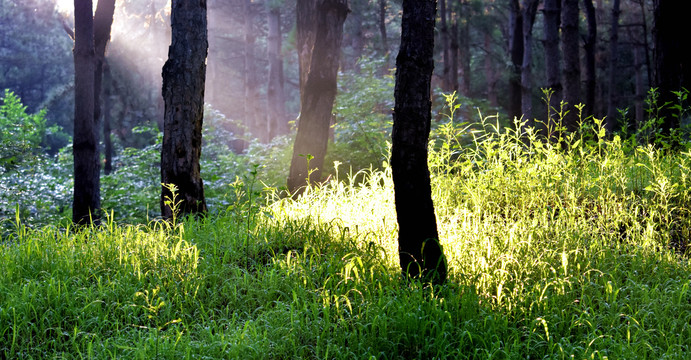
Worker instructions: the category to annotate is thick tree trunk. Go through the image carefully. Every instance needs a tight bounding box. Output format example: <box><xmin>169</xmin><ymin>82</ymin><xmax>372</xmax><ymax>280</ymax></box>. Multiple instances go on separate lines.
<box><xmin>161</xmin><ymin>0</ymin><xmax>208</xmax><ymax>219</ymax></box>
<box><xmin>582</xmin><ymin>0</ymin><xmax>596</xmax><ymax>119</ymax></box>
<box><xmin>561</xmin><ymin>0</ymin><xmax>581</xmax><ymax>133</ymax></box>
<box><xmin>605</xmin><ymin>0</ymin><xmax>621</xmax><ymax>133</ymax></box>
<box><xmin>392</xmin><ymin>0</ymin><xmax>447</xmax><ymax>284</ymax></box>
<box><xmin>296</xmin><ymin>0</ymin><xmax>317</xmax><ymax>103</ymax></box>
<box><xmin>267</xmin><ymin>7</ymin><xmax>287</xmax><ymax>140</ymax></box>
<box><xmin>543</xmin><ymin>0</ymin><xmax>562</xmax><ymax>133</ymax></box>
<box><xmin>73</xmin><ymin>0</ymin><xmax>100</xmax><ymax>225</ymax></box>
<box><xmin>287</xmin><ymin>0</ymin><xmax>349</xmax><ymax>195</ymax></box>
<box><xmin>508</xmin><ymin>0</ymin><xmax>524</xmax><ymax>123</ymax></box>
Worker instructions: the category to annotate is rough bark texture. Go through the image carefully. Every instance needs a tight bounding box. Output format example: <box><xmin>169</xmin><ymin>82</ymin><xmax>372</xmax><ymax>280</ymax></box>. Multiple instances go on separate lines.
<box><xmin>543</xmin><ymin>0</ymin><xmax>562</xmax><ymax>132</ymax></box>
<box><xmin>161</xmin><ymin>0</ymin><xmax>208</xmax><ymax>219</ymax></box>
<box><xmin>73</xmin><ymin>0</ymin><xmax>99</xmax><ymax>225</ymax></box>
<box><xmin>267</xmin><ymin>7</ymin><xmax>287</xmax><ymax>140</ymax></box>
<box><xmin>508</xmin><ymin>0</ymin><xmax>524</xmax><ymax>123</ymax></box>
<box><xmin>392</xmin><ymin>0</ymin><xmax>447</xmax><ymax>284</ymax></box>
<box><xmin>287</xmin><ymin>0</ymin><xmax>348</xmax><ymax>195</ymax></box>
<box><xmin>582</xmin><ymin>0</ymin><xmax>596</xmax><ymax>119</ymax></box>
<box><xmin>561</xmin><ymin>0</ymin><xmax>581</xmax><ymax>133</ymax></box>
<box><xmin>605</xmin><ymin>0</ymin><xmax>621</xmax><ymax>133</ymax></box>
<box><xmin>296</xmin><ymin>0</ymin><xmax>317</xmax><ymax>103</ymax></box>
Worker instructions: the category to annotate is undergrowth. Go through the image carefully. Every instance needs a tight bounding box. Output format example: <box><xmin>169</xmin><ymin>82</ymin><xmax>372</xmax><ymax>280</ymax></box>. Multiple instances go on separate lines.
<box><xmin>2</xmin><ymin>93</ymin><xmax>691</xmax><ymax>358</ymax></box>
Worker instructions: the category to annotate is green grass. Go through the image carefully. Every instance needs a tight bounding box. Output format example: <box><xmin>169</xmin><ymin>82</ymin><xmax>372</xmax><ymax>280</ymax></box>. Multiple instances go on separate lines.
<box><xmin>2</xmin><ymin>115</ymin><xmax>691</xmax><ymax>359</ymax></box>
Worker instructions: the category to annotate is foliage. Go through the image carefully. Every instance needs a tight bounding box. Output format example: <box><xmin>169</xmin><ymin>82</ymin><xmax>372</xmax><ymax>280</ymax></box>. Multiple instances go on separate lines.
<box><xmin>4</xmin><ymin>108</ymin><xmax>691</xmax><ymax>357</ymax></box>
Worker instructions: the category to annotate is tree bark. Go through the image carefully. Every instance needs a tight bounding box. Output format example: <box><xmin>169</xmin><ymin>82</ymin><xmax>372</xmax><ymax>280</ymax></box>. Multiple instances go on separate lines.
<box><xmin>161</xmin><ymin>0</ymin><xmax>208</xmax><ymax>219</ymax></box>
<box><xmin>267</xmin><ymin>6</ymin><xmax>287</xmax><ymax>140</ymax></box>
<box><xmin>73</xmin><ymin>0</ymin><xmax>99</xmax><ymax>225</ymax></box>
<box><xmin>561</xmin><ymin>0</ymin><xmax>581</xmax><ymax>133</ymax></box>
<box><xmin>605</xmin><ymin>0</ymin><xmax>621</xmax><ymax>133</ymax></box>
<box><xmin>392</xmin><ymin>0</ymin><xmax>447</xmax><ymax>284</ymax></box>
<box><xmin>508</xmin><ymin>0</ymin><xmax>524</xmax><ymax>123</ymax></box>
<box><xmin>287</xmin><ymin>0</ymin><xmax>349</xmax><ymax>195</ymax></box>
<box><xmin>520</xmin><ymin>0</ymin><xmax>540</xmax><ymax>130</ymax></box>
<box><xmin>543</xmin><ymin>0</ymin><xmax>562</xmax><ymax>132</ymax></box>
<box><xmin>582</xmin><ymin>0</ymin><xmax>596</xmax><ymax>119</ymax></box>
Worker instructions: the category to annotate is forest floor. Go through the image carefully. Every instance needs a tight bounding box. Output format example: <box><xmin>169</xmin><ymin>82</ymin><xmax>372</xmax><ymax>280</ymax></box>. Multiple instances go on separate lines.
<box><xmin>2</xmin><ymin>123</ymin><xmax>691</xmax><ymax>359</ymax></box>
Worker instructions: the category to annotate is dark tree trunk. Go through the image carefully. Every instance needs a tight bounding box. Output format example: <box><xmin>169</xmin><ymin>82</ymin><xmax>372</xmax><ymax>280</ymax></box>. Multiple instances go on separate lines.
<box><xmin>161</xmin><ymin>0</ymin><xmax>208</xmax><ymax>219</ymax></box>
<box><xmin>391</xmin><ymin>0</ymin><xmax>447</xmax><ymax>284</ymax></box>
<box><xmin>378</xmin><ymin>0</ymin><xmax>388</xmax><ymax>55</ymax></box>
<box><xmin>440</xmin><ymin>0</ymin><xmax>451</xmax><ymax>91</ymax></box>
<box><xmin>605</xmin><ymin>0</ymin><xmax>621</xmax><ymax>133</ymax></box>
<box><xmin>73</xmin><ymin>0</ymin><xmax>100</xmax><ymax>225</ymax></box>
<box><xmin>520</xmin><ymin>0</ymin><xmax>540</xmax><ymax>129</ymax></box>
<box><xmin>103</xmin><ymin>62</ymin><xmax>113</xmax><ymax>175</ymax></box>
<box><xmin>582</xmin><ymin>0</ymin><xmax>596</xmax><ymax>119</ymax></box>
<box><xmin>561</xmin><ymin>0</ymin><xmax>581</xmax><ymax>133</ymax></box>
<box><xmin>508</xmin><ymin>0</ymin><xmax>524</xmax><ymax>123</ymax></box>
<box><xmin>287</xmin><ymin>0</ymin><xmax>349</xmax><ymax>195</ymax></box>
<box><xmin>653</xmin><ymin>0</ymin><xmax>690</xmax><ymax>141</ymax></box>
<box><xmin>267</xmin><ymin>6</ymin><xmax>287</xmax><ymax>140</ymax></box>
<box><xmin>296</xmin><ymin>0</ymin><xmax>317</xmax><ymax>103</ymax></box>
<box><xmin>543</xmin><ymin>0</ymin><xmax>562</xmax><ymax>132</ymax></box>
<box><xmin>450</xmin><ymin>18</ymin><xmax>459</xmax><ymax>92</ymax></box>
<box><xmin>459</xmin><ymin>0</ymin><xmax>471</xmax><ymax>97</ymax></box>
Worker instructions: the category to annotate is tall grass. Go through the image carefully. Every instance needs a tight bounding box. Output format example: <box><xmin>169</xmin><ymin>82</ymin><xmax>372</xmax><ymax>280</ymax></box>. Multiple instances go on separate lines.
<box><xmin>2</xmin><ymin>104</ymin><xmax>691</xmax><ymax>358</ymax></box>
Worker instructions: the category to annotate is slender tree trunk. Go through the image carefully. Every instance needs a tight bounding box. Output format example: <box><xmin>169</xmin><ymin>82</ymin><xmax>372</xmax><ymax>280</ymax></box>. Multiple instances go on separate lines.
<box><xmin>392</xmin><ymin>0</ymin><xmax>447</xmax><ymax>284</ymax></box>
<box><xmin>73</xmin><ymin>0</ymin><xmax>99</xmax><ymax>225</ymax></box>
<box><xmin>605</xmin><ymin>0</ymin><xmax>621</xmax><ymax>133</ymax></box>
<box><xmin>582</xmin><ymin>0</ymin><xmax>596</xmax><ymax>119</ymax></box>
<box><xmin>543</xmin><ymin>0</ymin><xmax>562</xmax><ymax>133</ymax></box>
<box><xmin>561</xmin><ymin>0</ymin><xmax>581</xmax><ymax>133</ymax></box>
<box><xmin>378</xmin><ymin>0</ymin><xmax>388</xmax><ymax>54</ymax></box>
<box><xmin>244</xmin><ymin>0</ymin><xmax>263</xmax><ymax>142</ymax></box>
<box><xmin>440</xmin><ymin>0</ymin><xmax>451</xmax><ymax>91</ymax></box>
<box><xmin>287</xmin><ymin>0</ymin><xmax>349</xmax><ymax>195</ymax></box>
<box><xmin>459</xmin><ymin>0</ymin><xmax>471</xmax><ymax>97</ymax></box>
<box><xmin>93</xmin><ymin>0</ymin><xmax>115</xmax><ymax>173</ymax></box>
<box><xmin>508</xmin><ymin>0</ymin><xmax>524</xmax><ymax>123</ymax></box>
<box><xmin>161</xmin><ymin>0</ymin><xmax>208</xmax><ymax>218</ymax></box>
<box><xmin>634</xmin><ymin>44</ymin><xmax>645</xmax><ymax>131</ymax></box>
<box><xmin>520</xmin><ymin>0</ymin><xmax>539</xmax><ymax>130</ymax></box>
<box><xmin>450</xmin><ymin>18</ymin><xmax>459</xmax><ymax>92</ymax></box>
<box><xmin>267</xmin><ymin>6</ymin><xmax>287</xmax><ymax>140</ymax></box>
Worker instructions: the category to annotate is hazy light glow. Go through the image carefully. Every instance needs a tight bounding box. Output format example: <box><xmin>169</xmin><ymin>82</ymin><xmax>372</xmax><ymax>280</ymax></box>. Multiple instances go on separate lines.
<box><xmin>55</xmin><ymin>0</ymin><xmax>73</xmax><ymax>14</ymax></box>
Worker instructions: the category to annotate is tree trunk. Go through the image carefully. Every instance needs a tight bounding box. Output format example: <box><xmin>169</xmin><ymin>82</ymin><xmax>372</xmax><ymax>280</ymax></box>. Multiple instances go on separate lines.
<box><xmin>561</xmin><ymin>0</ymin><xmax>581</xmax><ymax>133</ymax></box>
<box><xmin>543</xmin><ymin>0</ymin><xmax>562</xmax><ymax>133</ymax></box>
<box><xmin>103</xmin><ymin>62</ymin><xmax>113</xmax><ymax>175</ymax></box>
<box><xmin>296</xmin><ymin>0</ymin><xmax>317</xmax><ymax>103</ymax></box>
<box><xmin>378</xmin><ymin>0</ymin><xmax>388</xmax><ymax>55</ymax></box>
<box><xmin>450</xmin><ymin>18</ymin><xmax>459</xmax><ymax>92</ymax></box>
<box><xmin>520</xmin><ymin>0</ymin><xmax>540</xmax><ymax>130</ymax></box>
<box><xmin>508</xmin><ymin>0</ymin><xmax>524</xmax><ymax>123</ymax></box>
<box><xmin>582</xmin><ymin>0</ymin><xmax>596</xmax><ymax>119</ymax></box>
<box><xmin>93</xmin><ymin>0</ymin><xmax>115</xmax><ymax>172</ymax></box>
<box><xmin>392</xmin><ymin>0</ymin><xmax>447</xmax><ymax>284</ymax></box>
<box><xmin>267</xmin><ymin>6</ymin><xmax>287</xmax><ymax>140</ymax></box>
<box><xmin>73</xmin><ymin>0</ymin><xmax>99</xmax><ymax>225</ymax></box>
<box><xmin>459</xmin><ymin>0</ymin><xmax>471</xmax><ymax>97</ymax></box>
<box><xmin>653</xmin><ymin>0</ymin><xmax>689</xmax><ymax>141</ymax></box>
<box><xmin>161</xmin><ymin>0</ymin><xmax>208</xmax><ymax>219</ymax></box>
<box><xmin>440</xmin><ymin>0</ymin><xmax>451</xmax><ymax>91</ymax></box>
<box><xmin>605</xmin><ymin>0</ymin><xmax>620</xmax><ymax>133</ymax></box>
<box><xmin>287</xmin><ymin>0</ymin><xmax>349</xmax><ymax>195</ymax></box>
<box><xmin>484</xmin><ymin>32</ymin><xmax>497</xmax><ymax>106</ymax></box>
<box><xmin>244</xmin><ymin>0</ymin><xmax>264</xmax><ymax>142</ymax></box>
